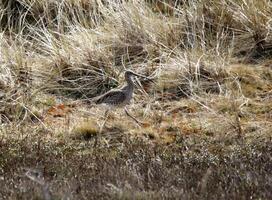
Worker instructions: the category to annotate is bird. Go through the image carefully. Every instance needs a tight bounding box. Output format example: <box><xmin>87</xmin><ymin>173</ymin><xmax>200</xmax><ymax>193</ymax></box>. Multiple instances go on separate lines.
<box><xmin>91</xmin><ymin>69</ymin><xmax>153</xmax><ymax>132</ymax></box>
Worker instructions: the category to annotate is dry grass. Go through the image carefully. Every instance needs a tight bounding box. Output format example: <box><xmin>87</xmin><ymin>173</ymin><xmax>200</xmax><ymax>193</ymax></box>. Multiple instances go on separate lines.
<box><xmin>0</xmin><ymin>0</ymin><xmax>272</xmax><ymax>199</ymax></box>
<box><xmin>71</xmin><ymin>120</ymin><xmax>99</xmax><ymax>140</ymax></box>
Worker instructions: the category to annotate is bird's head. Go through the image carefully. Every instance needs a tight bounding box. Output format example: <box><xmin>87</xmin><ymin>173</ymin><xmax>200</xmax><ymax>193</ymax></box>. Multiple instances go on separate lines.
<box><xmin>124</xmin><ymin>70</ymin><xmax>147</xmax><ymax>79</ymax></box>
<box><xmin>124</xmin><ymin>69</ymin><xmax>155</xmax><ymax>84</ymax></box>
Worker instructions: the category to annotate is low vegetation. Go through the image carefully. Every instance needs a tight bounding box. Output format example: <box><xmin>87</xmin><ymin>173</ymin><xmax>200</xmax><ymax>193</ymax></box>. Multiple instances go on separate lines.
<box><xmin>0</xmin><ymin>0</ymin><xmax>271</xmax><ymax>199</ymax></box>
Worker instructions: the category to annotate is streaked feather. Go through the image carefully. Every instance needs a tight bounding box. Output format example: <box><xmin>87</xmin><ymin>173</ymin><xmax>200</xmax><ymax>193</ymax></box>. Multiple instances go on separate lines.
<box><xmin>91</xmin><ymin>70</ymin><xmax>150</xmax><ymax>107</ymax></box>
<box><xmin>92</xmin><ymin>89</ymin><xmax>127</xmax><ymax>105</ymax></box>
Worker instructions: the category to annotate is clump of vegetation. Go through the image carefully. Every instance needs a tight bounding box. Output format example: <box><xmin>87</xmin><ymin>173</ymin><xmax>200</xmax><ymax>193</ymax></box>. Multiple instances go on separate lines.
<box><xmin>0</xmin><ymin>0</ymin><xmax>271</xmax><ymax>199</ymax></box>
<box><xmin>72</xmin><ymin>120</ymin><xmax>99</xmax><ymax>140</ymax></box>
<box><xmin>0</xmin><ymin>37</ymin><xmax>35</xmax><ymax>122</ymax></box>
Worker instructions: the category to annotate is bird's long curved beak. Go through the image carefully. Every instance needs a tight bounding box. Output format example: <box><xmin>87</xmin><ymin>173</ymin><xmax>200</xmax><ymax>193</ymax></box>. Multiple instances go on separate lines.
<box><xmin>132</xmin><ymin>72</ymin><xmax>155</xmax><ymax>83</ymax></box>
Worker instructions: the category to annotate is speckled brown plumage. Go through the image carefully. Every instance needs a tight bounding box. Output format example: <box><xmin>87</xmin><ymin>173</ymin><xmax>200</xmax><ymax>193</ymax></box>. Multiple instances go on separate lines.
<box><xmin>92</xmin><ymin>89</ymin><xmax>127</xmax><ymax>106</ymax></box>
<box><xmin>92</xmin><ymin>70</ymin><xmax>150</xmax><ymax>107</ymax></box>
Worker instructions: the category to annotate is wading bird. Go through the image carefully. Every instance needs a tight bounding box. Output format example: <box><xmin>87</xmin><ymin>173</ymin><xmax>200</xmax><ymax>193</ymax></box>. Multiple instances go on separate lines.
<box><xmin>92</xmin><ymin>70</ymin><xmax>153</xmax><ymax>133</ymax></box>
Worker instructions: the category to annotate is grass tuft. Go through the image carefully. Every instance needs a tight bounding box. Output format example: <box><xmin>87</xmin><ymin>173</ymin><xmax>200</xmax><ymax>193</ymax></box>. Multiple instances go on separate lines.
<box><xmin>72</xmin><ymin>120</ymin><xmax>99</xmax><ymax>140</ymax></box>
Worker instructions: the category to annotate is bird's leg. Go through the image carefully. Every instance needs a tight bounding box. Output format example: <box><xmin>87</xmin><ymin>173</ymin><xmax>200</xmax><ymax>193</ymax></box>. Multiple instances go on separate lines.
<box><xmin>124</xmin><ymin>107</ymin><xmax>143</xmax><ymax>126</ymax></box>
<box><xmin>95</xmin><ymin>109</ymin><xmax>109</xmax><ymax>147</ymax></box>
<box><xmin>99</xmin><ymin>109</ymin><xmax>109</xmax><ymax>134</ymax></box>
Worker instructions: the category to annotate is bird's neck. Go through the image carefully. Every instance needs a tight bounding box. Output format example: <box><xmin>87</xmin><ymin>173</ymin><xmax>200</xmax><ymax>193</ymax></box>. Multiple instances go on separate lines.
<box><xmin>125</xmin><ymin>76</ymin><xmax>134</xmax><ymax>90</ymax></box>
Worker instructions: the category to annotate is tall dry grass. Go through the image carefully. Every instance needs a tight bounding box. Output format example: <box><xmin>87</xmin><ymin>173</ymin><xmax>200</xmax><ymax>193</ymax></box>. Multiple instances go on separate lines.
<box><xmin>1</xmin><ymin>0</ymin><xmax>271</xmax><ymax>100</ymax></box>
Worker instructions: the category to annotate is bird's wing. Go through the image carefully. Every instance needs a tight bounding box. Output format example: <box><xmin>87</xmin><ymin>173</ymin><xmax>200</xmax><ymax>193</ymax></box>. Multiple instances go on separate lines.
<box><xmin>92</xmin><ymin>89</ymin><xmax>126</xmax><ymax>105</ymax></box>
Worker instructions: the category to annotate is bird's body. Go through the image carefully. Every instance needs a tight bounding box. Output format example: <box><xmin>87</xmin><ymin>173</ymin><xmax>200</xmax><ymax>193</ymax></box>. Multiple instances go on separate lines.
<box><xmin>92</xmin><ymin>70</ymin><xmax>152</xmax><ymax>130</ymax></box>
<box><xmin>92</xmin><ymin>70</ymin><xmax>140</xmax><ymax>107</ymax></box>
<box><xmin>92</xmin><ymin>87</ymin><xmax>132</xmax><ymax>108</ymax></box>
